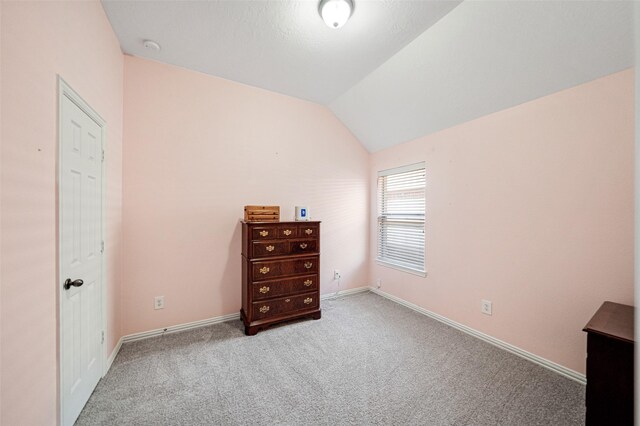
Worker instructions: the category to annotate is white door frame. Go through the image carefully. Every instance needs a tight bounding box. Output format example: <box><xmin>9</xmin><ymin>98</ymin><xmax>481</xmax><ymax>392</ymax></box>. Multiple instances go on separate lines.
<box><xmin>57</xmin><ymin>76</ymin><xmax>108</xmax><ymax>425</ymax></box>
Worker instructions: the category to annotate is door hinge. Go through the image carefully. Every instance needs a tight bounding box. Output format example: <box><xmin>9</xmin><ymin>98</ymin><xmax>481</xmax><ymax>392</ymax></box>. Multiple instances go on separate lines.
<box><xmin>101</xmin><ymin>331</ymin><xmax>104</xmax><ymax>344</ymax></box>
<box><xmin>101</xmin><ymin>241</ymin><xmax>104</xmax><ymax>254</ymax></box>
<box><xmin>102</xmin><ymin>150</ymin><xmax>105</xmax><ymax>162</ymax></box>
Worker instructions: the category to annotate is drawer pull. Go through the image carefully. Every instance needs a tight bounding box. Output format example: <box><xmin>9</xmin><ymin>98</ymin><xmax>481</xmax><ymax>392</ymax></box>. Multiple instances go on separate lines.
<box><xmin>265</xmin><ymin>245</ymin><xmax>275</xmax><ymax>252</ymax></box>
<box><xmin>259</xmin><ymin>266</ymin><xmax>270</xmax><ymax>274</ymax></box>
<box><xmin>304</xmin><ymin>262</ymin><xmax>313</xmax><ymax>269</ymax></box>
<box><xmin>305</xmin><ymin>229</ymin><xmax>313</xmax><ymax>235</ymax></box>
<box><xmin>285</xmin><ymin>298</ymin><xmax>291</xmax><ymax>302</ymax></box>
<box><xmin>259</xmin><ymin>230</ymin><xmax>269</xmax><ymax>237</ymax></box>
<box><xmin>283</xmin><ymin>229</ymin><xmax>292</xmax><ymax>236</ymax></box>
<box><xmin>304</xmin><ymin>297</ymin><xmax>313</xmax><ymax>305</ymax></box>
<box><xmin>299</xmin><ymin>243</ymin><xmax>308</xmax><ymax>249</ymax></box>
<box><xmin>303</xmin><ymin>279</ymin><xmax>313</xmax><ymax>287</ymax></box>
<box><xmin>259</xmin><ymin>286</ymin><xmax>270</xmax><ymax>294</ymax></box>
<box><xmin>259</xmin><ymin>305</ymin><xmax>270</xmax><ymax>314</ymax></box>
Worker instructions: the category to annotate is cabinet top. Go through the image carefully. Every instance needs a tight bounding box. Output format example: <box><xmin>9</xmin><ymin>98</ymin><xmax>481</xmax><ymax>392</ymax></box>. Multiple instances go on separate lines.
<box><xmin>583</xmin><ymin>301</ymin><xmax>634</xmax><ymax>343</ymax></box>
<box><xmin>241</xmin><ymin>220</ymin><xmax>321</xmax><ymax>225</ymax></box>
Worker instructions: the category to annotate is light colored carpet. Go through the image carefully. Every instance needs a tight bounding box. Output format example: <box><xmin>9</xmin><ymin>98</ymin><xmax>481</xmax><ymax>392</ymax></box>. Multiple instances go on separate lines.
<box><xmin>76</xmin><ymin>292</ymin><xmax>585</xmax><ymax>425</ymax></box>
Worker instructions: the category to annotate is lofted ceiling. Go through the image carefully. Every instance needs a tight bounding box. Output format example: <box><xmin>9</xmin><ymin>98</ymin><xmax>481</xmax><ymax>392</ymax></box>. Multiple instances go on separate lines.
<box><xmin>330</xmin><ymin>0</ymin><xmax>634</xmax><ymax>152</ymax></box>
<box><xmin>101</xmin><ymin>0</ymin><xmax>461</xmax><ymax>105</ymax></box>
<box><xmin>102</xmin><ymin>0</ymin><xmax>634</xmax><ymax>152</ymax></box>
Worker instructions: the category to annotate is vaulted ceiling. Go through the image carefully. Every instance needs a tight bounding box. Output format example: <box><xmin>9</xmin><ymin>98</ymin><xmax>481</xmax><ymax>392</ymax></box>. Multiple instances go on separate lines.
<box><xmin>102</xmin><ymin>0</ymin><xmax>634</xmax><ymax>152</ymax></box>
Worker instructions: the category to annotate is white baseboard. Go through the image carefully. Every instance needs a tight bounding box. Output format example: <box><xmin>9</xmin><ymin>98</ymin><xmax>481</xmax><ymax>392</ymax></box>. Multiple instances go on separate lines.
<box><xmin>104</xmin><ymin>336</ymin><xmax>123</xmax><ymax>375</ymax></box>
<box><xmin>117</xmin><ymin>287</ymin><xmax>369</xmax><ymax>345</ymax></box>
<box><xmin>369</xmin><ymin>287</ymin><xmax>586</xmax><ymax>385</ymax></box>
<box><xmin>321</xmin><ymin>285</ymin><xmax>370</xmax><ymax>300</ymax></box>
<box><xmin>106</xmin><ymin>287</ymin><xmax>584</xmax><ymax>384</ymax></box>
<box><xmin>122</xmin><ymin>312</ymin><xmax>241</xmax><ymax>343</ymax></box>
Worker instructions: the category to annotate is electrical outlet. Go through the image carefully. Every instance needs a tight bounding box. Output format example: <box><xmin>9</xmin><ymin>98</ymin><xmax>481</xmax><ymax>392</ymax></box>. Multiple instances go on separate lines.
<box><xmin>376</xmin><ymin>278</ymin><xmax>382</xmax><ymax>289</ymax></box>
<box><xmin>154</xmin><ymin>296</ymin><xmax>165</xmax><ymax>310</ymax></box>
<box><xmin>481</xmin><ymin>299</ymin><xmax>492</xmax><ymax>315</ymax></box>
<box><xmin>333</xmin><ymin>270</ymin><xmax>341</xmax><ymax>280</ymax></box>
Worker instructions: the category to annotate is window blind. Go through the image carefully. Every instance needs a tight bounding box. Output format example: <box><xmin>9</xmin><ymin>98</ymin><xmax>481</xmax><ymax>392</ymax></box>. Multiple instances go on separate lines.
<box><xmin>377</xmin><ymin>162</ymin><xmax>425</xmax><ymax>274</ymax></box>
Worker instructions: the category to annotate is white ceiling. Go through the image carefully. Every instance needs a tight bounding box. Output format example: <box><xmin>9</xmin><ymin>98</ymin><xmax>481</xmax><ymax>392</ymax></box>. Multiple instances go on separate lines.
<box><xmin>330</xmin><ymin>0</ymin><xmax>634</xmax><ymax>152</ymax></box>
<box><xmin>101</xmin><ymin>0</ymin><xmax>461</xmax><ymax>104</ymax></box>
<box><xmin>102</xmin><ymin>0</ymin><xmax>634</xmax><ymax>153</ymax></box>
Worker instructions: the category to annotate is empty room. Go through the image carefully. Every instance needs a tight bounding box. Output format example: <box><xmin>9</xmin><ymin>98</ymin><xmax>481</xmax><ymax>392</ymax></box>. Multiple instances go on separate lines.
<box><xmin>0</xmin><ymin>0</ymin><xmax>637</xmax><ymax>425</ymax></box>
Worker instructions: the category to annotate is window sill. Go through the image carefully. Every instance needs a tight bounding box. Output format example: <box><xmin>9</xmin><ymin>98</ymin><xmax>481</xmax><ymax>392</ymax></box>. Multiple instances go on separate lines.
<box><xmin>375</xmin><ymin>260</ymin><xmax>427</xmax><ymax>277</ymax></box>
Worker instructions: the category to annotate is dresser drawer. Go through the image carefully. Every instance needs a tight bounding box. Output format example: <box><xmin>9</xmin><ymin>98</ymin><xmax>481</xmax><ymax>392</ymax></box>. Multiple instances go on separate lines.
<box><xmin>289</xmin><ymin>239</ymin><xmax>317</xmax><ymax>255</ymax></box>
<box><xmin>251</xmin><ymin>225</ymin><xmax>299</xmax><ymax>241</ymax></box>
<box><xmin>277</xmin><ymin>226</ymin><xmax>297</xmax><ymax>238</ymax></box>
<box><xmin>251</xmin><ymin>226</ymin><xmax>278</xmax><ymax>240</ymax></box>
<box><xmin>252</xmin><ymin>274</ymin><xmax>318</xmax><ymax>300</ymax></box>
<box><xmin>252</xmin><ymin>256</ymin><xmax>319</xmax><ymax>280</ymax></box>
<box><xmin>298</xmin><ymin>225</ymin><xmax>319</xmax><ymax>238</ymax></box>
<box><xmin>252</xmin><ymin>240</ymin><xmax>288</xmax><ymax>257</ymax></box>
<box><xmin>252</xmin><ymin>292</ymin><xmax>319</xmax><ymax>320</ymax></box>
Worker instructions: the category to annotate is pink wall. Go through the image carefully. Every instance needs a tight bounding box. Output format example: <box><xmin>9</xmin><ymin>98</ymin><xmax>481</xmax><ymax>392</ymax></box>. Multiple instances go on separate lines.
<box><xmin>1</xmin><ymin>2</ymin><xmax>123</xmax><ymax>424</ymax></box>
<box><xmin>0</xmin><ymin>1</ymin><xmax>4</xmax><ymax>420</ymax></box>
<box><xmin>0</xmin><ymin>2</ymin><xmax>3</xmax><ymax>420</ymax></box>
<box><xmin>369</xmin><ymin>69</ymin><xmax>634</xmax><ymax>374</ymax></box>
<box><xmin>0</xmin><ymin>3</ymin><xmax>633</xmax><ymax>422</ymax></box>
<box><xmin>122</xmin><ymin>56</ymin><xmax>370</xmax><ymax>335</ymax></box>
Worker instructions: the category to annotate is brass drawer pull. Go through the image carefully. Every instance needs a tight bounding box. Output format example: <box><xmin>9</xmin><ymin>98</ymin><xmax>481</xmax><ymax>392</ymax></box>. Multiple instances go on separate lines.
<box><xmin>303</xmin><ymin>279</ymin><xmax>313</xmax><ymax>286</ymax></box>
<box><xmin>265</xmin><ymin>245</ymin><xmax>275</xmax><ymax>252</ymax></box>
<box><xmin>304</xmin><ymin>262</ymin><xmax>312</xmax><ymax>269</ymax></box>
<box><xmin>259</xmin><ymin>230</ymin><xmax>269</xmax><ymax>237</ymax></box>
<box><xmin>285</xmin><ymin>298</ymin><xmax>290</xmax><ymax>302</ymax></box>
<box><xmin>305</xmin><ymin>229</ymin><xmax>313</xmax><ymax>235</ymax></box>
<box><xmin>259</xmin><ymin>305</ymin><xmax>270</xmax><ymax>313</ymax></box>
<box><xmin>283</xmin><ymin>229</ymin><xmax>292</xmax><ymax>236</ymax></box>
<box><xmin>304</xmin><ymin>297</ymin><xmax>313</xmax><ymax>305</ymax></box>
<box><xmin>299</xmin><ymin>243</ymin><xmax>308</xmax><ymax>249</ymax></box>
<box><xmin>259</xmin><ymin>286</ymin><xmax>270</xmax><ymax>294</ymax></box>
<box><xmin>259</xmin><ymin>266</ymin><xmax>270</xmax><ymax>274</ymax></box>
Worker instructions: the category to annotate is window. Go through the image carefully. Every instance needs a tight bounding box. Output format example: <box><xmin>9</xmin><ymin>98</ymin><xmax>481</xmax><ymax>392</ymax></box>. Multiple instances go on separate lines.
<box><xmin>377</xmin><ymin>162</ymin><xmax>426</xmax><ymax>275</ymax></box>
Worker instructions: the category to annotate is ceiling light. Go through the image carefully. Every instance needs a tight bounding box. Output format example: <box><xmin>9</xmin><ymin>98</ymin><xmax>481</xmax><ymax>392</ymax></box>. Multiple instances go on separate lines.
<box><xmin>319</xmin><ymin>0</ymin><xmax>353</xmax><ymax>29</ymax></box>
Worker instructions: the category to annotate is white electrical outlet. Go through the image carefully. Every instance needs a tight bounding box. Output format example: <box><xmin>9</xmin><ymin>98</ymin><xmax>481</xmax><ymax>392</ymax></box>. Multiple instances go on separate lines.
<box><xmin>154</xmin><ymin>296</ymin><xmax>165</xmax><ymax>310</ymax></box>
<box><xmin>481</xmin><ymin>299</ymin><xmax>492</xmax><ymax>315</ymax></box>
<box><xmin>333</xmin><ymin>270</ymin><xmax>341</xmax><ymax>280</ymax></box>
<box><xmin>376</xmin><ymin>278</ymin><xmax>382</xmax><ymax>289</ymax></box>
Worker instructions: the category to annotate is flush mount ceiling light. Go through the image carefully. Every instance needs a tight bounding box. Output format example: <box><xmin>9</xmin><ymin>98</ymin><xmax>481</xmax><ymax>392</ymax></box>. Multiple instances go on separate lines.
<box><xmin>319</xmin><ymin>0</ymin><xmax>353</xmax><ymax>29</ymax></box>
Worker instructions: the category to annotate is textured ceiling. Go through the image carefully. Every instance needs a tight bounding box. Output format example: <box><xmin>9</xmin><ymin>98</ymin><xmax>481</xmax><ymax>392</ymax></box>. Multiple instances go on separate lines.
<box><xmin>101</xmin><ymin>0</ymin><xmax>461</xmax><ymax>104</ymax></box>
<box><xmin>330</xmin><ymin>0</ymin><xmax>634</xmax><ymax>152</ymax></box>
<box><xmin>102</xmin><ymin>1</ymin><xmax>634</xmax><ymax>152</ymax></box>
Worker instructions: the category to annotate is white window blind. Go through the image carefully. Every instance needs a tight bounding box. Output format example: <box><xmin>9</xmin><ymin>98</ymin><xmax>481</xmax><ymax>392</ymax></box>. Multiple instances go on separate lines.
<box><xmin>377</xmin><ymin>162</ymin><xmax>425</xmax><ymax>275</ymax></box>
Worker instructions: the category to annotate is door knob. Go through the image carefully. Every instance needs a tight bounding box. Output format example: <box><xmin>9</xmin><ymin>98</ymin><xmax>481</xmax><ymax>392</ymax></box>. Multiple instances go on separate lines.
<box><xmin>63</xmin><ymin>278</ymin><xmax>84</xmax><ymax>290</ymax></box>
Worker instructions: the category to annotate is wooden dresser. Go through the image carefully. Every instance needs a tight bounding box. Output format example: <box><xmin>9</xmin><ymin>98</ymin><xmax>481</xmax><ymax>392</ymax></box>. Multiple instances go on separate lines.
<box><xmin>583</xmin><ymin>301</ymin><xmax>634</xmax><ymax>425</ymax></box>
<box><xmin>241</xmin><ymin>221</ymin><xmax>321</xmax><ymax>335</ymax></box>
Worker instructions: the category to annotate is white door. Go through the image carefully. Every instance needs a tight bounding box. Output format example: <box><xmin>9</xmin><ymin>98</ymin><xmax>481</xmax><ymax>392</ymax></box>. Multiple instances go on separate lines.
<box><xmin>59</xmin><ymin>84</ymin><xmax>104</xmax><ymax>426</ymax></box>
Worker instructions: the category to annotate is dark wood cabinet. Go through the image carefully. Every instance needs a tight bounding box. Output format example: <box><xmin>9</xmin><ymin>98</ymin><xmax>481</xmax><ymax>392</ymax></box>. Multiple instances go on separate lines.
<box><xmin>241</xmin><ymin>221</ymin><xmax>321</xmax><ymax>335</ymax></box>
<box><xmin>583</xmin><ymin>301</ymin><xmax>634</xmax><ymax>425</ymax></box>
